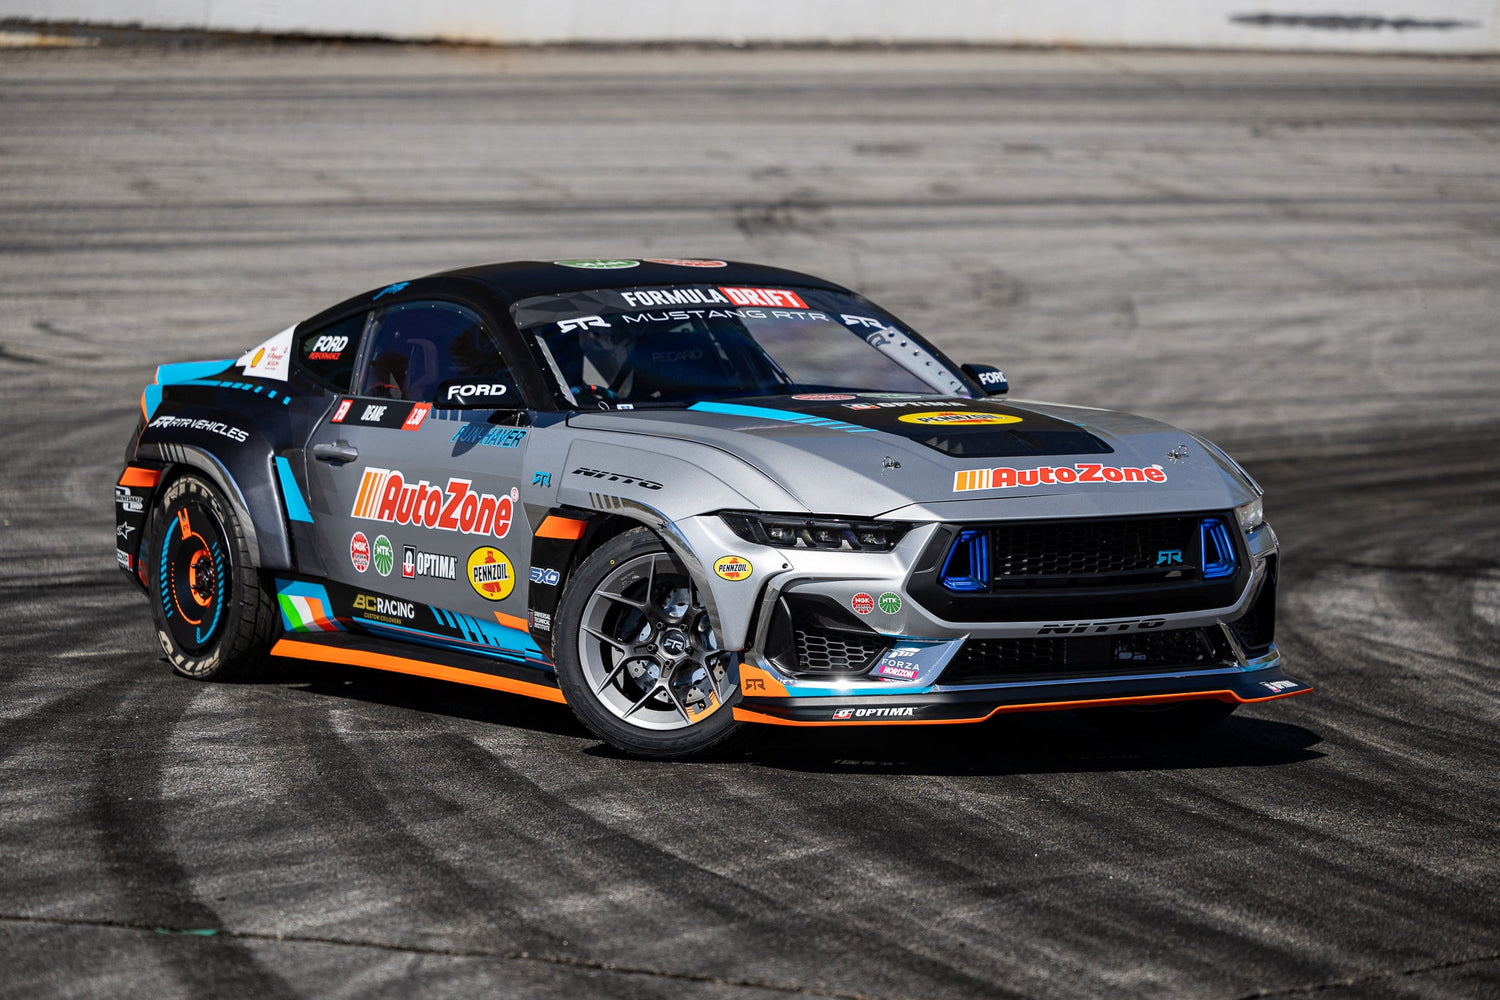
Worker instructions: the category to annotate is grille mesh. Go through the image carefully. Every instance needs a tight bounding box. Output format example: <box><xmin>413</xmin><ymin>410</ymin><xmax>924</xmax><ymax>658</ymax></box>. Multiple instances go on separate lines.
<box><xmin>987</xmin><ymin>517</ymin><xmax>1201</xmax><ymax>584</ymax></box>
<box><xmin>941</xmin><ymin>627</ymin><xmax>1222</xmax><ymax>685</ymax></box>
<box><xmin>792</xmin><ymin>627</ymin><xmax>886</xmax><ymax>674</ymax></box>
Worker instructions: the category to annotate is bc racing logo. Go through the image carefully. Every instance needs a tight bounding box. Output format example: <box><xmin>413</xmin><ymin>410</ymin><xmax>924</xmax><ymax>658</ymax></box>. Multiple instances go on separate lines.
<box><xmin>350</xmin><ymin>468</ymin><xmax>514</xmax><ymax>538</ymax></box>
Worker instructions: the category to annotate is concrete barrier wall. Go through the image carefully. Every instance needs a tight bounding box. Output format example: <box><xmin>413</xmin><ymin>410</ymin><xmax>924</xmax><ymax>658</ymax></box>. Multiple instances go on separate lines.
<box><xmin>5</xmin><ymin>0</ymin><xmax>1498</xmax><ymax>52</ymax></box>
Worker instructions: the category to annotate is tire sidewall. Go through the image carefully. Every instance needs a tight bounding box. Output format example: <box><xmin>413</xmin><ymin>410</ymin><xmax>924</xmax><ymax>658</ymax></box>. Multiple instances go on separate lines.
<box><xmin>554</xmin><ymin>528</ymin><xmax>742</xmax><ymax>758</ymax></box>
<box><xmin>146</xmin><ymin>473</ymin><xmax>256</xmax><ymax>679</ymax></box>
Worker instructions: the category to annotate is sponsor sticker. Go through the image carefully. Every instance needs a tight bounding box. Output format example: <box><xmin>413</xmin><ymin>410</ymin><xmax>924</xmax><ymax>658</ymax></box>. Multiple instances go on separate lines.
<box><xmin>467</xmin><ymin>546</ymin><xmax>515</xmax><ymax>601</ymax></box>
<box><xmin>352</xmin><ymin>592</ymin><xmax>415</xmax><ymax>624</ymax></box>
<box><xmin>116</xmin><ymin>550</ymin><xmax>131</xmax><ymax>570</ymax></box>
<box><xmin>530</xmin><ymin>610</ymin><xmax>552</xmax><ymax>633</ymax></box>
<box><xmin>148</xmin><ymin>415</ymin><xmax>250</xmax><ymax>443</ymax></box>
<box><xmin>401</xmin><ymin>403</ymin><xmax>431</xmax><ymax>430</ymax></box>
<box><xmin>873</xmin><ymin>661</ymin><xmax>920</xmax><ymax>681</ymax></box>
<box><xmin>529</xmin><ymin>566</ymin><xmax>561</xmax><ymax>586</ymax></box>
<box><xmin>791</xmin><ymin>393</ymin><xmax>856</xmax><ymax>401</ymax></box>
<box><xmin>878</xmin><ymin>592</ymin><xmax>902</xmax><ymax>614</ymax></box>
<box><xmin>451</xmin><ymin>425</ymin><xmax>527</xmax><ymax>449</ymax></box>
<box><xmin>645</xmin><ymin>258</ymin><xmax>727</xmax><ymax>267</ymax></box>
<box><xmin>350</xmin><ymin>532</ymin><xmax>371</xmax><ymax>573</ymax></box>
<box><xmin>555</xmin><ymin>259</ymin><xmax>639</xmax><ymax>269</ymax></box>
<box><xmin>331</xmin><ymin>399</ymin><xmax>353</xmax><ymax>423</ymax></box>
<box><xmin>720</xmin><ymin>287</ymin><xmax>808</xmax><ymax>309</ymax></box>
<box><xmin>1262</xmin><ymin>680</ymin><xmax>1299</xmax><ymax>692</ymax></box>
<box><xmin>373</xmin><ymin>281</ymin><xmax>409</xmax><ymax>300</ymax></box>
<box><xmin>402</xmin><ymin>545</ymin><xmax>457</xmax><ymax>580</ymax></box>
<box><xmin>307</xmin><ymin>333</ymin><xmax>348</xmax><ymax>360</ymax></box>
<box><xmin>832</xmin><ymin>707</ymin><xmax>916</xmax><ymax>720</ymax></box>
<box><xmin>236</xmin><ymin>326</ymin><xmax>294</xmax><ymax>381</ymax></box>
<box><xmin>440</xmin><ymin>382</ymin><xmax>509</xmax><ymax>406</ymax></box>
<box><xmin>570</xmin><ymin>467</ymin><xmax>663</xmax><ymax>490</ymax></box>
<box><xmin>897</xmin><ymin>411</ymin><xmax>1022</xmax><ymax>426</ymax></box>
<box><xmin>350</xmin><ymin>468</ymin><xmax>514</xmax><ymax>538</ymax></box>
<box><xmin>114</xmin><ymin>486</ymin><xmax>144</xmax><ymax>513</ymax></box>
<box><xmin>619</xmin><ymin>287</ymin><xmax>729</xmax><ymax>309</ymax></box>
<box><xmin>954</xmin><ymin>464</ymin><xmax>1169</xmax><ymax>492</ymax></box>
<box><xmin>713</xmin><ymin>556</ymin><xmax>753</xmax><ymax>582</ymax></box>
<box><xmin>372</xmin><ymin>535</ymin><xmax>394</xmax><ymax>577</ymax></box>
<box><xmin>851</xmin><ymin>592</ymin><xmax>875</xmax><ymax>615</ymax></box>
<box><xmin>330</xmin><ymin>399</ymin><xmax>431</xmax><ymax>431</ymax></box>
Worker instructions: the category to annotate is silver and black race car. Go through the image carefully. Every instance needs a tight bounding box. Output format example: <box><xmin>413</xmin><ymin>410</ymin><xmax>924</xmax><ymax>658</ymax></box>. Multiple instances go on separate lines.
<box><xmin>115</xmin><ymin>258</ymin><xmax>1307</xmax><ymax>757</ymax></box>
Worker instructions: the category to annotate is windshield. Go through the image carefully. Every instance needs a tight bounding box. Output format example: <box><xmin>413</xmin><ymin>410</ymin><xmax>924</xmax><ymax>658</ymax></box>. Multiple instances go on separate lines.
<box><xmin>511</xmin><ymin>285</ymin><xmax>974</xmax><ymax>407</ymax></box>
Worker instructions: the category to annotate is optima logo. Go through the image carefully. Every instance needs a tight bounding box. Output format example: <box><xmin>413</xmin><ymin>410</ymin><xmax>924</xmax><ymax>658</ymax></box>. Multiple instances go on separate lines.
<box><xmin>350</xmin><ymin>468</ymin><xmax>513</xmax><ymax>538</ymax></box>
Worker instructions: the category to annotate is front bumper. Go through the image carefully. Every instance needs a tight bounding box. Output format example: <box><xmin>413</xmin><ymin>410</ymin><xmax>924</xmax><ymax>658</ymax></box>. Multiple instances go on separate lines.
<box><xmin>673</xmin><ymin>512</ymin><xmax>1306</xmax><ymax>724</ymax></box>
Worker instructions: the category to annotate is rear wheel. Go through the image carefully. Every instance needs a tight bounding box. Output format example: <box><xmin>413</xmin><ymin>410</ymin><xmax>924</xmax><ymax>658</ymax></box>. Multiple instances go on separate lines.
<box><xmin>1080</xmin><ymin>699</ymin><xmax>1237</xmax><ymax>739</ymax></box>
<box><xmin>146</xmin><ymin>472</ymin><xmax>278</xmax><ymax>680</ymax></box>
<box><xmin>554</xmin><ymin>529</ymin><xmax>744</xmax><ymax>758</ymax></box>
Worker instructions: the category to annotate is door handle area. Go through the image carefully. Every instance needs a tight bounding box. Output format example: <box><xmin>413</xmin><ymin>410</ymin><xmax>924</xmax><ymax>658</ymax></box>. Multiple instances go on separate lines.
<box><xmin>311</xmin><ymin>441</ymin><xmax>359</xmax><ymax>464</ymax></box>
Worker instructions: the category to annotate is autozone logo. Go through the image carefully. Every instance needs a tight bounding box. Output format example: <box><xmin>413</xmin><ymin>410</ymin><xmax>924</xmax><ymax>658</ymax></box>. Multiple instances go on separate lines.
<box><xmin>831</xmin><ymin>707</ymin><xmax>917</xmax><ymax>720</ymax></box>
<box><xmin>350</xmin><ymin>468</ymin><xmax>513</xmax><ymax>538</ymax></box>
<box><xmin>953</xmin><ymin>463</ymin><xmax>1169</xmax><ymax>492</ymax></box>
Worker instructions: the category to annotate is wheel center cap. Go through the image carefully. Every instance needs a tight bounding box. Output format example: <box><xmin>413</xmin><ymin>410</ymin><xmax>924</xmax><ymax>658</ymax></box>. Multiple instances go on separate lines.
<box><xmin>659</xmin><ymin>629</ymin><xmax>690</xmax><ymax>656</ymax></box>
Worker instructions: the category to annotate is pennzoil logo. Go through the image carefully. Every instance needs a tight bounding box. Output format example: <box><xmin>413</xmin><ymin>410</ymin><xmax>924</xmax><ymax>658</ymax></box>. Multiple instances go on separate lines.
<box><xmin>713</xmin><ymin>555</ymin><xmax>752</xmax><ymax>581</ymax></box>
<box><xmin>350</xmin><ymin>468</ymin><xmax>514</xmax><ymax>538</ymax></box>
<box><xmin>897</xmin><ymin>411</ymin><xmax>1022</xmax><ymax>426</ymax></box>
<box><xmin>953</xmin><ymin>463</ymin><xmax>1168</xmax><ymax>492</ymax></box>
<box><xmin>467</xmin><ymin>547</ymin><xmax>515</xmax><ymax>601</ymax></box>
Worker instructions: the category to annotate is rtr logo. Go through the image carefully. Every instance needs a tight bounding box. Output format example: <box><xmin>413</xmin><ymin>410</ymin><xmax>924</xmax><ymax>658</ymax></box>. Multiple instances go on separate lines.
<box><xmin>1156</xmin><ymin>549</ymin><xmax>1184</xmax><ymax>566</ymax></box>
<box><xmin>557</xmin><ymin>315</ymin><xmax>611</xmax><ymax>334</ymax></box>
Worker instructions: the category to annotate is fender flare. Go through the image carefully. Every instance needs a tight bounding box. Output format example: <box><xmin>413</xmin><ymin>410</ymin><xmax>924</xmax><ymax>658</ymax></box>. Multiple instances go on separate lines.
<box><xmin>142</xmin><ymin>441</ymin><xmax>293</xmax><ymax>570</ymax></box>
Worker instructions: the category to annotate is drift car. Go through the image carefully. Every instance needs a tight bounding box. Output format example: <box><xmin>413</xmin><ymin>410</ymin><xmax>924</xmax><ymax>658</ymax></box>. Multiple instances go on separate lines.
<box><xmin>115</xmin><ymin>258</ymin><xmax>1307</xmax><ymax>757</ymax></box>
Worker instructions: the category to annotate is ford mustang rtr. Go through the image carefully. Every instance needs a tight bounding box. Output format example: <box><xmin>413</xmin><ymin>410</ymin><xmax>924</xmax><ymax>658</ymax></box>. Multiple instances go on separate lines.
<box><xmin>115</xmin><ymin>258</ymin><xmax>1308</xmax><ymax>757</ymax></box>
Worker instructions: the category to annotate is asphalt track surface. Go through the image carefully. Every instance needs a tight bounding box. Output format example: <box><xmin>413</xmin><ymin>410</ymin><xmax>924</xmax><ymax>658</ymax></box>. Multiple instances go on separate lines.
<box><xmin>2</xmin><ymin>42</ymin><xmax>1499</xmax><ymax>999</ymax></box>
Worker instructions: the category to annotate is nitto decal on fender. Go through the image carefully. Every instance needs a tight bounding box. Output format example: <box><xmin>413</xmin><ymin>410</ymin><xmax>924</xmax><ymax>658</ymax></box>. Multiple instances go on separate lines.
<box><xmin>954</xmin><ymin>464</ymin><xmax>1168</xmax><ymax>492</ymax></box>
<box><xmin>351</xmin><ymin>468</ymin><xmax>514</xmax><ymax>538</ymax></box>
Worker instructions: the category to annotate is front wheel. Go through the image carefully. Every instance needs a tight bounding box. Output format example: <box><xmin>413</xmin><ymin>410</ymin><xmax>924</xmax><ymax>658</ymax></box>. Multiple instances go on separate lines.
<box><xmin>554</xmin><ymin>529</ymin><xmax>744</xmax><ymax>758</ymax></box>
<box><xmin>145</xmin><ymin>472</ymin><xmax>278</xmax><ymax>680</ymax></box>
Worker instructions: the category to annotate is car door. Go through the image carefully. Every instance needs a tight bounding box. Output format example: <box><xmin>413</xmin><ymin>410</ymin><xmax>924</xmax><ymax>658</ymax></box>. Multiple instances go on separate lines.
<box><xmin>303</xmin><ymin>298</ymin><xmax>538</xmax><ymax>656</ymax></box>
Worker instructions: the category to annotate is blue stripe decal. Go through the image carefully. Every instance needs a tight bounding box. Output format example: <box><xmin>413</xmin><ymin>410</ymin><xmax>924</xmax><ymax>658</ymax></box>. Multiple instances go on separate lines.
<box><xmin>155</xmin><ymin>359</ymin><xmax>234</xmax><ymax>386</ymax></box>
<box><xmin>688</xmin><ymin>401</ymin><xmax>875</xmax><ymax>433</ymax></box>
<box><xmin>142</xmin><ymin>384</ymin><xmax>164</xmax><ymax>419</ymax></box>
<box><xmin>274</xmin><ymin>456</ymin><xmax>314</xmax><ymax>523</ymax></box>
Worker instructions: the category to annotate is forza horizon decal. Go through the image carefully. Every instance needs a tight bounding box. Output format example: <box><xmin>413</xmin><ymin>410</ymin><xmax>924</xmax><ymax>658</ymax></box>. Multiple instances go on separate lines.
<box><xmin>350</xmin><ymin>468</ymin><xmax>516</xmax><ymax>538</ymax></box>
<box><xmin>953</xmin><ymin>463</ymin><xmax>1169</xmax><ymax>492</ymax></box>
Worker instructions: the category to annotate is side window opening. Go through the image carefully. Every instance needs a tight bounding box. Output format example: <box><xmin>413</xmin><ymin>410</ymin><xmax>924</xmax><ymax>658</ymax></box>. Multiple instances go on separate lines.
<box><xmin>294</xmin><ymin>312</ymin><xmax>367</xmax><ymax>392</ymax></box>
<box><xmin>355</xmin><ymin>301</ymin><xmax>513</xmax><ymax>403</ymax></box>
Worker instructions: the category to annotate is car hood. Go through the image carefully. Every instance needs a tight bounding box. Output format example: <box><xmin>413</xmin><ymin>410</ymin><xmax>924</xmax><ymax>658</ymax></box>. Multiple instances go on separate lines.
<box><xmin>565</xmin><ymin>395</ymin><xmax>1257</xmax><ymax>520</ymax></box>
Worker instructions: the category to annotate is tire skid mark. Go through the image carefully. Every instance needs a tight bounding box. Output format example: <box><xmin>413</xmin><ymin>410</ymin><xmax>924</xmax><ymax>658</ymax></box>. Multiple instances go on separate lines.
<box><xmin>415</xmin><ymin>735</ymin><xmax>1027</xmax><ymax>999</ymax></box>
<box><xmin>86</xmin><ymin>680</ymin><xmax>302</xmax><ymax>999</ymax></box>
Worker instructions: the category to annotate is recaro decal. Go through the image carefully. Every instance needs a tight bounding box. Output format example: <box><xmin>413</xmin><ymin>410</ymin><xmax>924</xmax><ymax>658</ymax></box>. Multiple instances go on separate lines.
<box><xmin>350</xmin><ymin>468</ymin><xmax>516</xmax><ymax>538</ymax></box>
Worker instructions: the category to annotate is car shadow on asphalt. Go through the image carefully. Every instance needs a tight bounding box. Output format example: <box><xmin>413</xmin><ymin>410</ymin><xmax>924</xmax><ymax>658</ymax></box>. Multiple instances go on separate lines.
<box><xmin>275</xmin><ymin>660</ymin><xmax>1324</xmax><ymax>775</ymax></box>
<box><xmin>734</xmin><ymin>712</ymin><xmax>1325</xmax><ymax>776</ymax></box>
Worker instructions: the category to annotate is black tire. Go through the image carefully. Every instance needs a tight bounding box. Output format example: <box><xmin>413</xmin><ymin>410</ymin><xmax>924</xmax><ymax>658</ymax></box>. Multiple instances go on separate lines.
<box><xmin>554</xmin><ymin>528</ymin><xmax>745</xmax><ymax>759</ymax></box>
<box><xmin>1079</xmin><ymin>699</ymin><xmax>1237</xmax><ymax>740</ymax></box>
<box><xmin>145</xmin><ymin>472</ymin><xmax>278</xmax><ymax>681</ymax></box>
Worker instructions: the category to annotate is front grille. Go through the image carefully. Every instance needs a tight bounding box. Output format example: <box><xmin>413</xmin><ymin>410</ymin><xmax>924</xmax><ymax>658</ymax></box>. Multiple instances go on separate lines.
<box><xmin>792</xmin><ymin>626</ymin><xmax>886</xmax><ymax>675</ymax></box>
<box><xmin>940</xmin><ymin>627</ymin><xmax>1224</xmax><ymax>685</ymax></box>
<box><xmin>939</xmin><ymin>515</ymin><xmax>1234</xmax><ymax>593</ymax></box>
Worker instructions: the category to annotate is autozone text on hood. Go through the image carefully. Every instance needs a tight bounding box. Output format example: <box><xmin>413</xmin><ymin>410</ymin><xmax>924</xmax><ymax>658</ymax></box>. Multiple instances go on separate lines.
<box><xmin>953</xmin><ymin>463</ymin><xmax>1169</xmax><ymax>492</ymax></box>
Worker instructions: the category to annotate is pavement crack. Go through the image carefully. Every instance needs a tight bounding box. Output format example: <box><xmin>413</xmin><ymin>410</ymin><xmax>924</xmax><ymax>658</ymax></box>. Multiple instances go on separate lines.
<box><xmin>1230</xmin><ymin>951</ymin><xmax>1500</xmax><ymax>999</ymax></box>
<box><xmin>0</xmin><ymin>913</ymin><xmax>899</xmax><ymax>999</ymax></box>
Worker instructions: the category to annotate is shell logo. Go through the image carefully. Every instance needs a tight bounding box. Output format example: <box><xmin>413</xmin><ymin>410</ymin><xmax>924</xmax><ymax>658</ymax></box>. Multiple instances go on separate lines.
<box><xmin>713</xmin><ymin>555</ymin><xmax>753</xmax><ymax>582</ymax></box>
<box><xmin>897</xmin><ymin>411</ymin><xmax>1023</xmax><ymax>426</ymax></box>
<box><xmin>467</xmin><ymin>546</ymin><xmax>515</xmax><ymax>601</ymax></box>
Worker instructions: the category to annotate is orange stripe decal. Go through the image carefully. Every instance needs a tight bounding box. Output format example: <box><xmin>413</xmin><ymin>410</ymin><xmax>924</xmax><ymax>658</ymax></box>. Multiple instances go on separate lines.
<box><xmin>732</xmin><ymin>687</ymin><xmax>1310</xmax><ymax>728</ymax></box>
<box><xmin>118</xmin><ymin>466</ymin><xmax>161</xmax><ymax>489</ymax></box>
<box><xmin>271</xmin><ymin>638</ymin><xmax>568</xmax><ymax>704</ymax></box>
<box><xmin>537</xmin><ymin>515</ymin><xmax>587</xmax><ymax>540</ymax></box>
<box><xmin>494</xmin><ymin>612</ymin><xmax>529</xmax><ymax>633</ymax></box>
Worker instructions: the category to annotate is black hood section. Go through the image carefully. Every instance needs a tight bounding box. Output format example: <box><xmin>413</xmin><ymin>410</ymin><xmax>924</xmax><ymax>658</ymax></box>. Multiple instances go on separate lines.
<box><xmin>727</xmin><ymin>395</ymin><xmax>1114</xmax><ymax>458</ymax></box>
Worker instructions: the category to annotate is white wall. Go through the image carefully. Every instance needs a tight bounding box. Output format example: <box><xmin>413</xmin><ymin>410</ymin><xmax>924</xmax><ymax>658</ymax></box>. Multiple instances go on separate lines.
<box><xmin>5</xmin><ymin>0</ymin><xmax>1498</xmax><ymax>53</ymax></box>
